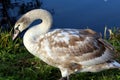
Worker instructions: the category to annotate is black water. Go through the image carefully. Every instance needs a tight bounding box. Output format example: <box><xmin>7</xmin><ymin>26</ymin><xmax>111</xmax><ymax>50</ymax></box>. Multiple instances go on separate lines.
<box><xmin>41</xmin><ymin>0</ymin><xmax>120</xmax><ymax>33</ymax></box>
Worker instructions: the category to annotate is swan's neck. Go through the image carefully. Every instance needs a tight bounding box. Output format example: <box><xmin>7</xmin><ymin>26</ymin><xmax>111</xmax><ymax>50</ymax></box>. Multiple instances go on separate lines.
<box><xmin>23</xmin><ymin>9</ymin><xmax>53</xmax><ymax>54</ymax></box>
<box><xmin>26</xmin><ymin>9</ymin><xmax>52</xmax><ymax>33</ymax></box>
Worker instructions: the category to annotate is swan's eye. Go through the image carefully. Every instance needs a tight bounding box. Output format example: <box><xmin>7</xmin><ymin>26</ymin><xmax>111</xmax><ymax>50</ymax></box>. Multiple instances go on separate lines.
<box><xmin>18</xmin><ymin>24</ymin><xmax>20</xmax><ymax>27</ymax></box>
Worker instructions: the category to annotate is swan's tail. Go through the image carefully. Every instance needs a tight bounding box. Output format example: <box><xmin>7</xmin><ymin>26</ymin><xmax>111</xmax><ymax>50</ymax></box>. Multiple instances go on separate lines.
<box><xmin>79</xmin><ymin>60</ymin><xmax>120</xmax><ymax>72</ymax></box>
<box><xmin>109</xmin><ymin>60</ymin><xmax>120</xmax><ymax>68</ymax></box>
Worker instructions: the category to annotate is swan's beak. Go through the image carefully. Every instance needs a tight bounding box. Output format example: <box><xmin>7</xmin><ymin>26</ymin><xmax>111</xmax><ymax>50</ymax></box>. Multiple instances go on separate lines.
<box><xmin>12</xmin><ymin>29</ymin><xmax>20</xmax><ymax>40</ymax></box>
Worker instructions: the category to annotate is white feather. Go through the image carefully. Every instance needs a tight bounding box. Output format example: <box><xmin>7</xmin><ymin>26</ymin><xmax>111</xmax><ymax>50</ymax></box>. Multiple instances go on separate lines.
<box><xmin>80</xmin><ymin>49</ymin><xmax>112</xmax><ymax>66</ymax></box>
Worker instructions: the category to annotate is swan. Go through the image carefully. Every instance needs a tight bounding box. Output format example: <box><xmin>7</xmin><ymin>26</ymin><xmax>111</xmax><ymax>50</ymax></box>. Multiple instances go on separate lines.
<box><xmin>13</xmin><ymin>9</ymin><xmax>120</xmax><ymax>80</ymax></box>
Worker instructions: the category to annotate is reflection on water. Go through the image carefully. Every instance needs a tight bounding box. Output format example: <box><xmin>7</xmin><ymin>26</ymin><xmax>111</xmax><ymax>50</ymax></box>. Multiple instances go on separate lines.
<box><xmin>104</xmin><ymin>0</ymin><xmax>108</xmax><ymax>2</ymax></box>
<box><xmin>41</xmin><ymin>0</ymin><xmax>120</xmax><ymax>33</ymax></box>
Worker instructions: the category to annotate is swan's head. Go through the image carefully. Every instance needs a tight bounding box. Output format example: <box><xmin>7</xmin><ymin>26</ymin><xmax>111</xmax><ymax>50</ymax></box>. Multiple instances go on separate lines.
<box><xmin>13</xmin><ymin>9</ymin><xmax>53</xmax><ymax>40</ymax></box>
<box><xmin>13</xmin><ymin>16</ymin><xmax>31</xmax><ymax>40</ymax></box>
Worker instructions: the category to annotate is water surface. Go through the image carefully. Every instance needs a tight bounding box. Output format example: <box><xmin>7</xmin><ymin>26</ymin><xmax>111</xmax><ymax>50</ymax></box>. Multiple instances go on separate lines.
<box><xmin>41</xmin><ymin>0</ymin><xmax>120</xmax><ymax>33</ymax></box>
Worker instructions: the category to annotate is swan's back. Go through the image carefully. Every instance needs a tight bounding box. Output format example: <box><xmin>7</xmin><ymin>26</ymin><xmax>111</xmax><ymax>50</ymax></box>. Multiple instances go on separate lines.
<box><xmin>34</xmin><ymin>29</ymin><xmax>114</xmax><ymax>69</ymax></box>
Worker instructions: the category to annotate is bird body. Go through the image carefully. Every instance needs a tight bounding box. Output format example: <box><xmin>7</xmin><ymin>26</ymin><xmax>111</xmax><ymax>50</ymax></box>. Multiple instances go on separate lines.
<box><xmin>13</xmin><ymin>9</ymin><xmax>120</xmax><ymax>80</ymax></box>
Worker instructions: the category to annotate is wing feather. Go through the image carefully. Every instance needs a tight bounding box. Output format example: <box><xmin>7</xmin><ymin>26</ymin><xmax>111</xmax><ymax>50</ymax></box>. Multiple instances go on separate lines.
<box><xmin>38</xmin><ymin>29</ymin><xmax>114</xmax><ymax>66</ymax></box>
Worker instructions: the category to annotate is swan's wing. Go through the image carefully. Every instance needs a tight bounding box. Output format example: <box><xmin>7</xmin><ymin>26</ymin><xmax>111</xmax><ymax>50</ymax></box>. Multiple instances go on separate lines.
<box><xmin>98</xmin><ymin>38</ymin><xmax>115</xmax><ymax>51</ymax></box>
<box><xmin>39</xmin><ymin>29</ymin><xmax>114</xmax><ymax>66</ymax></box>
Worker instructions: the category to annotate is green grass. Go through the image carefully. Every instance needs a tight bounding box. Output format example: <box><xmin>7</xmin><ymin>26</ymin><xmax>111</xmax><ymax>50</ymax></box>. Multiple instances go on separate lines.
<box><xmin>0</xmin><ymin>29</ymin><xmax>120</xmax><ymax>80</ymax></box>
